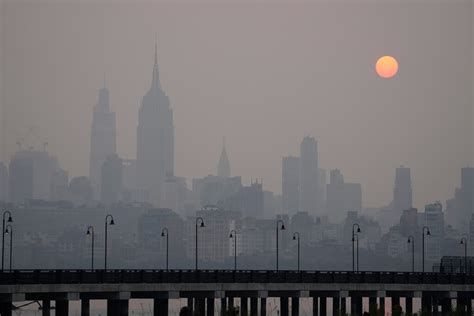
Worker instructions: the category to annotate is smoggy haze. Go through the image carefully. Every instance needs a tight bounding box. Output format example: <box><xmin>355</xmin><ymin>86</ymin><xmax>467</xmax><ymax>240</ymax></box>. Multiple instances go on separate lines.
<box><xmin>0</xmin><ymin>0</ymin><xmax>472</xmax><ymax>208</ymax></box>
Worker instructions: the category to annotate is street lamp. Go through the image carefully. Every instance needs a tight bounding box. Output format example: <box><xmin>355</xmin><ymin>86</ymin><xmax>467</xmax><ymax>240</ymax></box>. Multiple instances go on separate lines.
<box><xmin>1</xmin><ymin>210</ymin><xmax>12</xmax><ymax>271</ymax></box>
<box><xmin>292</xmin><ymin>232</ymin><xmax>300</xmax><ymax>272</ymax></box>
<box><xmin>5</xmin><ymin>225</ymin><xmax>12</xmax><ymax>271</ymax></box>
<box><xmin>407</xmin><ymin>236</ymin><xmax>415</xmax><ymax>273</ymax></box>
<box><xmin>460</xmin><ymin>238</ymin><xmax>467</xmax><ymax>274</ymax></box>
<box><xmin>86</xmin><ymin>226</ymin><xmax>95</xmax><ymax>270</ymax></box>
<box><xmin>104</xmin><ymin>214</ymin><xmax>115</xmax><ymax>270</ymax></box>
<box><xmin>352</xmin><ymin>223</ymin><xmax>361</xmax><ymax>272</ymax></box>
<box><xmin>422</xmin><ymin>226</ymin><xmax>430</xmax><ymax>273</ymax></box>
<box><xmin>161</xmin><ymin>228</ymin><xmax>169</xmax><ymax>270</ymax></box>
<box><xmin>276</xmin><ymin>219</ymin><xmax>285</xmax><ymax>271</ymax></box>
<box><xmin>195</xmin><ymin>217</ymin><xmax>205</xmax><ymax>270</ymax></box>
<box><xmin>229</xmin><ymin>230</ymin><xmax>237</xmax><ymax>271</ymax></box>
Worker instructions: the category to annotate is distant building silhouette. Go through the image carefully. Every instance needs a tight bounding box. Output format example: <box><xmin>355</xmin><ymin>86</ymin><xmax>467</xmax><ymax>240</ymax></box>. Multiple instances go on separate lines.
<box><xmin>68</xmin><ymin>176</ymin><xmax>93</xmax><ymax>206</ymax></box>
<box><xmin>217</xmin><ymin>139</ymin><xmax>231</xmax><ymax>178</ymax></box>
<box><xmin>299</xmin><ymin>136</ymin><xmax>319</xmax><ymax>215</ymax></box>
<box><xmin>326</xmin><ymin>169</ymin><xmax>362</xmax><ymax>222</ymax></box>
<box><xmin>192</xmin><ymin>175</ymin><xmax>241</xmax><ymax>208</ymax></box>
<box><xmin>424</xmin><ymin>202</ymin><xmax>444</xmax><ymax>262</ymax></box>
<box><xmin>9</xmin><ymin>149</ymin><xmax>66</xmax><ymax>203</ymax></box>
<box><xmin>393</xmin><ymin>166</ymin><xmax>412</xmax><ymax>215</ymax></box>
<box><xmin>282</xmin><ymin>156</ymin><xmax>299</xmax><ymax>215</ymax></box>
<box><xmin>89</xmin><ymin>81</ymin><xmax>116</xmax><ymax>200</ymax></box>
<box><xmin>447</xmin><ymin>167</ymin><xmax>474</xmax><ymax>229</ymax></box>
<box><xmin>100</xmin><ymin>154</ymin><xmax>122</xmax><ymax>206</ymax></box>
<box><xmin>136</xmin><ymin>43</ymin><xmax>174</xmax><ymax>206</ymax></box>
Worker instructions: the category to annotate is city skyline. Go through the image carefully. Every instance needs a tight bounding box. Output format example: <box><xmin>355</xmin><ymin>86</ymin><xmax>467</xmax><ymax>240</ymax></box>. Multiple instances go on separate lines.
<box><xmin>0</xmin><ymin>1</ymin><xmax>472</xmax><ymax>210</ymax></box>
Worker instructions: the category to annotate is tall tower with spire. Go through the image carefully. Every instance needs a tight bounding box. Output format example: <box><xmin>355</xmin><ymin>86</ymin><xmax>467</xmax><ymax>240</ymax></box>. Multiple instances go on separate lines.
<box><xmin>89</xmin><ymin>80</ymin><xmax>116</xmax><ymax>199</ymax></box>
<box><xmin>136</xmin><ymin>42</ymin><xmax>174</xmax><ymax>206</ymax></box>
<box><xmin>217</xmin><ymin>139</ymin><xmax>231</xmax><ymax>178</ymax></box>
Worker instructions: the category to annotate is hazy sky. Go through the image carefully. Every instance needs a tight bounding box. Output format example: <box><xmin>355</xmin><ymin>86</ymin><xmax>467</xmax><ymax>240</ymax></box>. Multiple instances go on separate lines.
<box><xmin>0</xmin><ymin>0</ymin><xmax>472</xmax><ymax>209</ymax></box>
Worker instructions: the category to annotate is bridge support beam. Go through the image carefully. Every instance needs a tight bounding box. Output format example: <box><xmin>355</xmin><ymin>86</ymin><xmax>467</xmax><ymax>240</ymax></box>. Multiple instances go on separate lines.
<box><xmin>260</xmin><ymin>298</ymin><xmax>266</xmax><ymax>316</ymax></box>
<box><xmin>392</xmin><ymin>296</ymin><xmax>401</xmax><ymax>316</ymax></box>
<box><xmin>81</xmin><ymin>299</ymin><xmax>90</xmax><ymax>316</ymax></box>
<box><xmin>340</xmin><ymin>297</ymin><xmax>346</xmax><ymax>316</ymax></box>
<box><xmin>240</xmin><ymin>297</ymin><xmax>248</xmax><ymax>316</ymax></box>
<box><xmin>369</xmin><ymin>297</ymin><xmax>377</xmax><ymax>315</ymax></box>
<box><xmin>42</xmin><ymin>299</ymin><xmax>51</xmax><ymax>316</ymax></box>
<box><xmin>107</xmin><ymin>299</ymin><xmax>128</xmax><ymax>316</ymax></box>
<box><xmin>333</xmin><ymin>297</ymin><xmax>340</xmax><ymax>316</ymax></box>
<box><xmin>405</xmin><ymin>297</ymin><xmax>413</xmax><ymax>316</ymax></box>
<box><xmin>441</xmin><ymin>298</ymin><xmax>452</xmax><ymax>316</ymax></box>
<box><xmin>379</xmin><ymin>297</ymin><xmax>385</xmax><ymax>316</ymax></box>
<box><xmin>312</xmin><ymin>296</ymin><xmax>318</xmax><ymax>316</ymax></box>
<box><xmin>351</xmin><ymin>297</ymin><xmax>362</xmax><ymax>316</ymax></box>
<box><xmin>195</xmin><ymin>297</ymin><xmax>205</xmax><ymax>316</ymax></box>
<box><xmin>320</xmin><ymin>296</ymin><xmax>327</xmax><ymax>316</ymax></box>
<box><xmin>187</xmin><ymin>297</ymin><xmax>194</xmax><ymax>315</ymax></box>
<box><xmin>280</xmin><ymin>297</ymin><xmax>289</xmax><ymax>316</ymax></box>
<box><xmin>207</xmin><ymin>298</ymin><xmax>214</xmax><ymax>316</ymax></box>
<box><xmin>220</xmin><ymin>298</ymin><xmax>227</xmax><ymax>316</ymax></box>
<box><xmin>291</xmin><ymin>297</ymin><xmax>299</xmax><ymax>316</ymax></box>
<box><xmin>250</xmin><ymin>297</ymin><xmax>258</xmax><ymax>316</ymax></box>
<box><xmin>0</xmin><ymin>302</ymin><xmax>12</xmax><ymax>316</ymax></box>
<box><xmin>422</xmin><ymin>294</ymin><xmax>433</xmax><ymax>316</ymax></box>
<box><xmin>56</xmin><ymin>299</ymin><xmax>69</xmax><ymax>316</ymax></box>
<box><xmin>154</xmin><ymin>298</ymin><xmax>168</xmax><ymax>316</ymax></box>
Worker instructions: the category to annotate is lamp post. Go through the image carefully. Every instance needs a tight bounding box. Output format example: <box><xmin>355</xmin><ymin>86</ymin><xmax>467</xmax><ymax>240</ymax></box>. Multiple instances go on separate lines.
<box><xmin>161</xmin><ymin>228</ymin><xmax>169</xmax><ymax>270</ymax></box>
<box><xmin>422</xmin><ymin>226</ymin><xmax>430</xmax><ymax>273</ymax></box>
<box><xmin>1</xmin><ymin>210</ymin><xmax>12</xmax><ymax>271</ymax></box>
<box><xmin>229</xmin><ymin>230</ymin><xmax>237</xmax><ymax>271</ymax></box>
<box><xmin>86</xmin><ymin>226</ymin><xmax>94</xmax><ymax>270</ymax></box>
<box><xmin>5</xmin><ymin>225</ymin><xmax>12</xmax><ymax>271</ymax></box>
<box><xmin>352</xmin><ymin>223</ymin><xmax>361</xmax><ymax>272</ymax></box>
<box><xmin>407</xmin><ymin>235</ymin><xmax>415</xmax><ymax>273</ymax></box>
<box><xmin>104</xmin><ymin>214</ymin><xmax>115</xmax><ymax>270</ymax></box>
<box><xmin>276</xmin><ymin>219</ymin><xmax>285</xmax><ymax>271</ymax></box>
<box><xmin>195</xmin><ymin>217</ymin><xmax>205</xmax><ymax>270</ymax></box>
<box><xmin>460</xmin><ymin>238</ymin><xmax>467</xmax><ymax>274</ymax></box>
<box><xmin>292</xmin><ymin>232</ymin><xmax>300</xmax><ymax>272</ymax></box>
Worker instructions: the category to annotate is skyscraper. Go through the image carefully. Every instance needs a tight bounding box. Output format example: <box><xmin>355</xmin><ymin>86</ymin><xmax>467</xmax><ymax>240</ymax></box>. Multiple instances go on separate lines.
<box><xmin>299</xmin><ymin>136</ymin><xmax>319</xmax><ymax>215</ymax></box>
<box><xmin>217</xmin><ymin>140</ymin><xmax>230</xmax><ymax>178</ymax></box>
<box><xmin>282</xmin><ymin>156</ymin><xmax>299</xmax><ymax>215</ymax></box>
<box><xmin>89</xmin><ymin>81</ymin><xmax>116</xmax><ymax>199</ymax></box>
<box><xmin>424</xmin><ymin>202</ymin><xmax>444</xmax><ymax>263</ymax></box>
<box><xmin>100</xmin><ymin>154</ymin><xmax>122</xmax><ymax>206</ymax></box>
<box><xmin>136</xmin><ymin>43</ymin><xmax>174</xmax><ymax>206</ymax></box>
<box><xmin>326</xmin><ymin>169</ymin><xmax>362</xmax><ymax>222</ymax></box>
<box><xmin>393</xmin><ymin>166</ymin><xmax>412</xmax><ymax>214</ymax></box>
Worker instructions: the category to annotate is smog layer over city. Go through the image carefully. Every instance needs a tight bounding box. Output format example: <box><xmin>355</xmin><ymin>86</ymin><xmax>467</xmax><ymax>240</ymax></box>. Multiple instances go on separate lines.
<box><xmin>0</xmin><ymin>0</ymin><xmax>472</xmax><ymax>315</ymax></box>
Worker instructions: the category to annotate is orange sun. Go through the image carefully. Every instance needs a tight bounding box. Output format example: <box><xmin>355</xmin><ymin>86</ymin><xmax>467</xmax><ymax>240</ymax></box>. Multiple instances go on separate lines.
<box><xmin>376</xmin><ymin>55</ymin><xmax>399</xmax><ymax>79</ymax></box>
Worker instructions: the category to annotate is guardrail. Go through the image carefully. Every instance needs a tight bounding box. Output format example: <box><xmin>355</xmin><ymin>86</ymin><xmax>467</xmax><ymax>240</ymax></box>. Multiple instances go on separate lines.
<box><xmin>0</xmin><ymin>270</ymin><xmax>472</xmax><ymax>285</ymax></box>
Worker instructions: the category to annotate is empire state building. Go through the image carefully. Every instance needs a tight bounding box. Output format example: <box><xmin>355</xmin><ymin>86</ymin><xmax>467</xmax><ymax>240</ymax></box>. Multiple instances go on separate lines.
<box><xmin>136</xmin><ymin>44</ymin><xmax>174</xmax><ymax>206</ymax></box>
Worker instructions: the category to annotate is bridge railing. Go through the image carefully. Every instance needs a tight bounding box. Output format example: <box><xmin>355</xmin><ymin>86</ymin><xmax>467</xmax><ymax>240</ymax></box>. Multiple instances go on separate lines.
<box><xmin>0</xmin><ymin>270</ymin><xmax>472</xmax><ymax>285</ymax></box>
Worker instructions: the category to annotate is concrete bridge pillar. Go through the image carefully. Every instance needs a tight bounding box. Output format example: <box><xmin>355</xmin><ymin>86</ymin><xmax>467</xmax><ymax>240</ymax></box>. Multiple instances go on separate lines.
<box><xmin>369</xmin><ymin>297</ymin><xmax>377</xmax><ymax>315</ymax></box>
<box><xmin>441</xmin><ymin>299</ymin><xmax>452</xmax><ymax>316</ymax></box>
<box><xmin>107</xmin><ymin>299</ymin><xmax>128</xmax><ymax>316</ymax></box>
<box><xmin>195</xmin><ymin>298</ymin><xmax>205</xmax><ymax>316</ymax></box>
<box><xmin>81</xmin><ymin>299</ymin><xmax>90</xmax><ymax>316</ymax></box>
<box><xmin>379</xmin><ymin>297</ymin><xmax>385</xmax><ymax>316</ymax></box>
<box><xmin>154</xmin><ymin>298</ymin><xmax>168</xmax><ymax>315</ymax></box>
<box><xmin>340</xmin><ymin>297</ymin><xmax>346</xmax><ymax>316</ymax></box>
<box><xmin>56</xmin><ymin>300</ymin><xmax>69</xmax><ymax>316</ymax></box>
<box><xmin>0</xmin><ymin>302</ymin><xmax>12</xmax><ymax>316</ymax></box>
<box><xmin>351</xmin><ymin>297</ymin><xmax>362</xmax><ymax>316</ymax></box>
<box><xmin>260</xmin><ymin>298</ymin><xmax>267</xmax><ymax>316</ymax></box>
<box><xmin>312</xmin><ymin>297</ymin><xmax>318</xmax><ymax>316</ymax></box>
<box><xmin>405</xmin><ymin>297</ymin><xmax>413</xmax><ymax>316</ymax></box>
<box><xmin>467</xmin><ymin>298</ymin><xmax>472</xmax><ymax>315</ymax></box>
<box><xmin>220</xmin><ymin>298</ymin><xmax>227</xmax><ymax>316</ymax></box>
<box><xmin>42</xmin><ymin>299</ymin><xmax>51</xmax><ymax>316</ymax></box>
<box><xmin>207</xmin><ymin>298</ymin><xmax>214</xmax><ymax>316</ymax></box>
<box><xmin>391</xmin><ymin>296</ymin><xmax>401</xmax><ymax>316</ymax></box>
<box><xmin>187</xmin><ymin>297</ymin><xmax>194</xmax><ymax>315</ymax></box>
<box><xmin>240</xmin><ymin>297</ymin><xmax>248</xmax><ymax>316</ymax></box>
<box><xmin>250</xmin><ymin>297</ymin><xmax>258</xmax><ymax>316</ymax></box>
<box><xmin>228</xmin><ymin>296</ymin><xmax>234</xmax><ymax>308</ymax></box>
<box><xmin>422</xmin><ymin>295</ymin><xmax>433</xmax><ymax>316</ymax></box>
<box><xmin>332</xmin><ymin>297</ymin><xmax>340</xmax><ymax>316</ymax></box>
<box><xmin>320</xmin><ymin>296</ymin><xmax>327</xmax><ymax>316</ymax></box>
<box><xmin>280</xmin><ymin>297</ymin><xmax>289</xmax><ymax>316</ymax></box>
<box><xmin>291</xmin><ymin>297</ymin><xmax>299</xmax><ymax>316</ymax></box>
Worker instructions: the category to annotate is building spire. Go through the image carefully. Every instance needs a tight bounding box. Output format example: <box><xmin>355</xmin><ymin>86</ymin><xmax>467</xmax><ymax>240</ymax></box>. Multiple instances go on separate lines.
<box><xmin>217</xmin><ymin>137</ymin><xmax>231</xmax><ymax>178</ymax></box>
<box><xmin>150</xmin><ymin>36</ymin><xmax>162</xmax><ymax>92</ymax></box>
